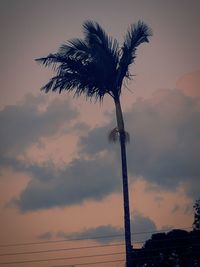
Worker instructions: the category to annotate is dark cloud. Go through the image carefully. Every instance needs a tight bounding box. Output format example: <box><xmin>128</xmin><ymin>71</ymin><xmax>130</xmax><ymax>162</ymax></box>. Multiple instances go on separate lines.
<box><xmin>79</xmin><ymin>89</ymin><xmax>200</xmax><ymax>199</ymax></box>
<box><xmin>11</xmin><ymin>154</ymin><xmax>121</xmax><ymax>212</ymax></box>
<box><xmin>126</xmin><ymin>89</ymin><xmax>200</xmax><ymax>197</ymax></box>
<box><xmin>57</xmin><ymin>225</ymin><xmax>123</xmax><ymax>243</ymax></box>
<box><xmin>0</xmin><ymin>94</ymin><xmax>78</xmax><ymax>158</ymax></box>
<box><xmin>130</xmin><ymin>213</ymin><xmax>157</xmax><ymax>243</ymax></box>
<box><xmin>39</xmin><ymin>213</ymin><xmax>156</xmax><ymax>244</ymax></box>
<box><xmin>8</xmin><ymin>88</ymin><xmax>200</xmax><ymax>211</ymax></box>
<box><xmin>127</xmin><ymin>90</ymin><xmax>199</xmax><ymax>180</ymax></box>
<box><xmin>79</xmin><ymin>125</ymin><xmax>112</xmax><ymax>156</ymax></box>
<box><xmin>2</xmin><ymin>93</ymin><xmax>119</xmax><ymax>212</ymax></box>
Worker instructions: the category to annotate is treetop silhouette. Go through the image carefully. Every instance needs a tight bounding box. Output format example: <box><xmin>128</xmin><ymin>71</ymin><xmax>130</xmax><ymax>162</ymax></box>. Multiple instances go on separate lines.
<box><xmin>36</xmin><ymin>20</ymin><xmax>152</xmax><ymax>267</ymax></box>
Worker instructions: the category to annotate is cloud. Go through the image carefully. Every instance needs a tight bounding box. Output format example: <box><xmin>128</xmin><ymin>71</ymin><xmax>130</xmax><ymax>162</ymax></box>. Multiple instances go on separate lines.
<box><xmin>38</xmin><ymin>231</ymin><xmax>53</xmax><ymax>240</ymax></box>
<box><xmin>57</xmin><ymin>225</ymin><xmax>123</xmax><ymax>243</ymax></box>
<box><xmin>79</xmin><ymin>125</ymin><xmax>112</xmax><ymax>156</ymax></box>
<box><xmin>8</xmin><ymin>87</ymin><xmax>200</xmax><ymax>211</ymax></box>
<box><xmin>0</xmin><ymin>93</ymin><xmax>78</xmax><ymax>159</ymax></box>
<box><xmin>40</xmin><ymin>213</ymin><xmax>156</xmax><ymax>244</ymax></box>
<box><xmin>2</xmin><ymin>93</ymin><xmax>120</xmax><ymax>212</ymax></box>
<box><xmin>176</xmin><ymin>71</ymin><xmax>200</xmax><ymax>99</ymax></box>
<box><xmin>78</xmin><ymin>88</ymin><xmax>200</xmax><ymax>198</ymax></box>
<box><xmin>126</xmin><ymin>89</ymin><xmax>200</xmax><ymax>197</ymax></box>
<box><xmin>11</xmin><ymin>154</ymin><xmax>121</xmax><ymax>211</ymax></box>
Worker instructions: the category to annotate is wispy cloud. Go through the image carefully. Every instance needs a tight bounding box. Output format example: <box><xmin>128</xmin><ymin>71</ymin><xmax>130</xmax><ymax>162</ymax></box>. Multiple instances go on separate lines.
<box><xmin>39</xmin><ymin>213</ymin><xmax>157</xmax><ymax>244</ymax></box>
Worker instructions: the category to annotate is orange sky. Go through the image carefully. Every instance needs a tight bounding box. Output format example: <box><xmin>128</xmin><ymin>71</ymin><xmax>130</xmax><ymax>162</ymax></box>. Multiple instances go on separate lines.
<box><xmin>0</xmin><ymin>1</ymin><xmax>200</xmax><ymax>267</ymax></box>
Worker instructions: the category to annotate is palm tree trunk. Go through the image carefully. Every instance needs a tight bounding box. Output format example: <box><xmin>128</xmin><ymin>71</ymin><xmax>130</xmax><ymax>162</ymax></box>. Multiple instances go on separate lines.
<box><xmin>114</xmin><ymin>98</ymin><xmax>132</xmax><ymax>267</ymax></box>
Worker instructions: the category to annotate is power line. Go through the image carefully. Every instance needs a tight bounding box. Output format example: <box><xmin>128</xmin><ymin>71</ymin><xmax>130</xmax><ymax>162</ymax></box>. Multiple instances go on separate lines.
<box><xmin>1</xmin><ymin>242</ymin><xmax>199</xmax><ymax>266</ymax></box>
<box><xmin>50</xmin><ymin>245</ymin><xmax>200</xmax><ymax>267</ymax></box>
<box><xmin>0</xmin><ymin>252</ymin><xmax>125</xmax><ymax>265</ymax></box>
<box><xmin>0</xmin><ymin>242</ymin><xmax>125</xmax><ymax>257</ymax></box>
<box><xmin>1</xmin><ymin>238</ymin><xmax>198</xmax><ymax>259</ymax></box>
<box><xmin>0</xmin><ymin>227</ymin><xmax>192</xmax><ymax>248</ymax></box>
<box><xmin>131</xmin><ymin>227</ymin><xmax>192</xmax><ymax>236</ymax></box>
<box><xmin>0</xmin><ymin>244</ymin><xmax>200</xmax><ymax>265</ymax></box>
<box><xmin>1</xmin><ymin>235</ymin><xmax>196</xmax><ymax>258</ymax></box>
<box><xmin>51</xmin><ymin>246</ymin><xmax>200</xmax><ymax>267</ymax></box>
<box><xmin>0</xmin><ymin>235</ymin><xmax>122</xmax><ymax>248</ymax></box>
<box><xmin>51</xmin><ymin>259</ymin><xmax>125</xmax><ymax>267</ymax></box>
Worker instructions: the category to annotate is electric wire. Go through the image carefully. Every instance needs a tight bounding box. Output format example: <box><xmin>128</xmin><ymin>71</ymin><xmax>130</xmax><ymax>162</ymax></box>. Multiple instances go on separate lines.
<box><xmin>0</xmin><ymin>252</ymin><xmax>125</xmax><ymax>265</ymax></box>
<box><xmin>0</xmin><ymin>226</ymin><xmax>195</xmax><ymax>266</ymax></box>
<box><xmin>0</xmin><ymin>242</ymin><xmax>125</xmax><ymax>257</ymax></box>
<box><xmin>50</xmin><ymin>259</ymin><xmax>125</xmax><ymax>267</ymax></box>
<box><xmin>131</xmin><ymin>227</ymin><xmax>192</xmax><ymax>236</ymax></box>
<box><xmin>50</xmin><ymin>247</ymin><xmax>200</xmax><ymax>267</ymax></box>
<box><xmin>0</xmin><ymin>242</ymin><xmax>199</xmax><ymax>265</ymax></box>
<box><xmin>1</xmin><ymin>235</ymin><xmax>197</xmax><ymax>258</ymax></box>
<box><xmin>0</xmin><ymin>226</ymin><xmax>192</xmax><ymax>248</ymax></box>
<box><xmin>0</xmin><ymin>240</ymin><xmax>199</xmax><ymax>265</ymax></box>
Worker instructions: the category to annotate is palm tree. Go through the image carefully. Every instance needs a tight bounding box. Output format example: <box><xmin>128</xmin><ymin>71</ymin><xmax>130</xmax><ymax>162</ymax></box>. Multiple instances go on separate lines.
<box><xmin>36</xmin><ymin>20</ymin><xmax>152</xmax><ymax>267</ymax></box>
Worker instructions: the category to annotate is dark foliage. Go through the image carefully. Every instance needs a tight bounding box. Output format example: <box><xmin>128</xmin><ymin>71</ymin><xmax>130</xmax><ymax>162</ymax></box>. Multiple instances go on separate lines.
<box><xmin>193</xmin><ymin>199</ymin><xmax>200</xmax><ymax>231</ymax></box>
<box><xmin>36</xmin><ymin>20</ymin><xmax>152</xmax><ymax>267</ymax></box>
<box><xmin>36</xmin><ymin>20</ymin><xmax>152</xmax><ymax>101</ymax></box>
<box><xmin>132</xmin><ymin>229</ymin><xmax>200</xmax><ymax>267</ymax></box>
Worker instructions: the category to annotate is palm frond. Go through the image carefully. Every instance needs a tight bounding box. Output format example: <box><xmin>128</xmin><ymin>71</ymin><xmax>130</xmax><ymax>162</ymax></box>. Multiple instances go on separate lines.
<box><xmin>116</xmin><ymin>21</ymin><xmax>152</xmax><ymax>90</ymax></box>
<box><xmin>35</xmin><ymin>53</ymin><xmax>67</xmax><ymax>70</ymax></box>
<box><xmin>36</xmin><ymin>38</ymin><xmax>91</xmax><ymax>69</ymax></box>
<box><xmin>124</xmin><ymin>21</ymin><xmax>152</xmax><ymax>50</ymax></box>
<box><xmin>40</xmin><ymin>56</ymin><xmax>112</xmax><ymax>101</ymax></box>
<box><xmin>83</xmin><ymin>21</ymin><xmax>119</xmax><ymax>67</ymax></box>
<box><xmin>58</xmin><ymin>38</ymin><xmax>91</xmax><ymax>61</ymax></box>
<box><xmin>36</xmin><ymin>20</ymin><xmax>151</xmax><ymax>102</ymax></box>
<box><xmin>83</xmin><ymin>21</ymin><xmax>118</xmax><ymax>51</ymax></box>
<box><xmin>36</xmin><ymin>25</ymin><xmax>119</xmax><ymax>100</ymax></box>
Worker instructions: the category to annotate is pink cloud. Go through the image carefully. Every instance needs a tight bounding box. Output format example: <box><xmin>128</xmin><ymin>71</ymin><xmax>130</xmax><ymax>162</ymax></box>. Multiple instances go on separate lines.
<box><xmin>176</xmin><ymin>71</ymin><xmax>200</xmax><ymax>98</ymax></box>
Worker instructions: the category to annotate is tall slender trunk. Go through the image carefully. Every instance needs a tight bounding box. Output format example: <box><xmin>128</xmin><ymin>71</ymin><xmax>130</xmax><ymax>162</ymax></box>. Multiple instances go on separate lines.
<box><xmin>114</xmin><ymin>98</ymin><xmax>132</xmax><ymax>267</ymax></box>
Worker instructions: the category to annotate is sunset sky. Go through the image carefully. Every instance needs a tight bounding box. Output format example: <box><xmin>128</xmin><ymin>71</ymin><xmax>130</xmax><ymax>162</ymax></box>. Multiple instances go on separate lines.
<box><xmin>0</xmin><ymin>1</ymin><xmax>200</xmax><ymax>266</ymax></box>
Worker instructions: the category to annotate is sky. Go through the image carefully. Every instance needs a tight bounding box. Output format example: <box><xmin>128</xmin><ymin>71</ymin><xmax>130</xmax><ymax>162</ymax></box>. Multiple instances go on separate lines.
<box><xmin>0</xmin><ymin>0</ymin><xmax>200</xmax><ymax>266</ymax></box>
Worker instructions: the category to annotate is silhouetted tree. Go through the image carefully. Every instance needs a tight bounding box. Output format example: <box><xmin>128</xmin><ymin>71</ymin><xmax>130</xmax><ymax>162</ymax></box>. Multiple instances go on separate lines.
<box><xmin>193</xmin><ymin>198</ymin><xmax>200</xmax><ymax>231</ymax></box>
<box><xmin>133</xmin><ymin>229</ymin><xmax>200</xmax><ymax>267</ymax></box>
<box><xmin>36</xmin><ymin>20</ymin><xmax>152</xmax><ymax>267</ymax></box>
